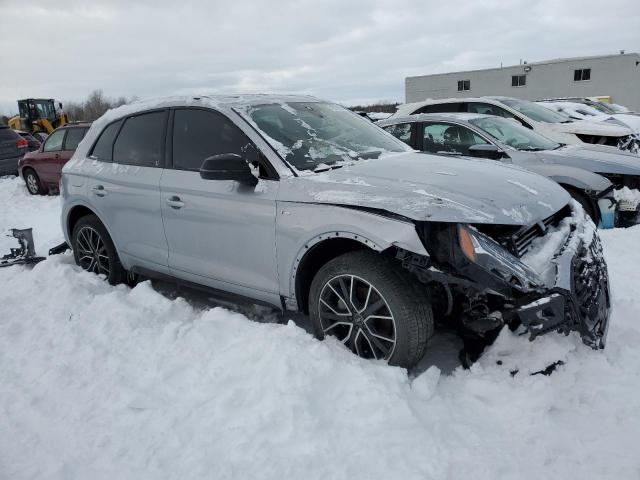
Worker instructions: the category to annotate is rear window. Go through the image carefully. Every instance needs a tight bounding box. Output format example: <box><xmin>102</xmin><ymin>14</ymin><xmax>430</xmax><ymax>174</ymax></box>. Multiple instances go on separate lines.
<box><xmin>414</xmin><ymin>103</ymin><xmax>463</xmax><ymax>114</ymax></box>
<box><xmin>63</xmin><ymin>128</ymin><xmax>88</xmax><ymax>151</ymax></box>
<box><xmin>0</xmin><ymin>128</ymin><xmax>18</xmax><ymax>141</ymax></box>
<box><xmin>90</xmin><ymin>120</ymin><xmax>122</xmax><ymax>161</ymax></box>
<box><xmin>113</xmin><ymin>111</ymin><xmax>166</xmax><ymax>167</ymax></box>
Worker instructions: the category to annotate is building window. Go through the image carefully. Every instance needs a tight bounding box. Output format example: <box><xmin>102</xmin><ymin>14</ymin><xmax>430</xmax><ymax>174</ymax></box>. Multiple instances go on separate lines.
<box><xmin>574</xmin><ymin>68</ymin><xmax>591</xmax><ymax>82</ymax></box>
<box><xmin>457</xmin><ymin>80</ymin><xmax>470</xmax><ymax>91</ymax></box>
<box><xmin>511</xmin><ymin>75</ymin><xmax>526</xmax><ymax>87</ymax></box>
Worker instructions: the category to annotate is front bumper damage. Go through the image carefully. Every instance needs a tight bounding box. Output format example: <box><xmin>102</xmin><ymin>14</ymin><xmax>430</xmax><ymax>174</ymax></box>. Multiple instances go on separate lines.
<box><xmin>399</xmin><ymin>205</ymin><xmax>611</xmax><ymax>357</ymax></box>
<box><xmin>515</xmin><ymin>230</ymin><xmax>610</xmax><ymax>349</ymax></box>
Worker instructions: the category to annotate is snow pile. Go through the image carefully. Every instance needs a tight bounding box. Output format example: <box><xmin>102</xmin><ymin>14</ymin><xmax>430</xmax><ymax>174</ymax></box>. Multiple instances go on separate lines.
<box><xmin>614</xmin><ymin>187</ymin><xmax>640</xmax><ymax>211</ymax></box>
<box><xmin>1</xmin><ymin>176</ymin><xmax>640</xmax><ymax>479</ymax></box>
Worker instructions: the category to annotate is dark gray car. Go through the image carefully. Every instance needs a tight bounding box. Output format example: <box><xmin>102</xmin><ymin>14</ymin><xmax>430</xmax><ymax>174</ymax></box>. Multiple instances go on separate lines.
<box><xmin>0</xmin><ymin>126</ymin><xmax>28</xmax><ymax>175</ymax></box>
<box><xmin>379</xmin><ymin>113</ymin><xmax>640</xmax><ymax>228</ymax></box>
<box><xmin>61</xmin><ymin>95</ymin><xmax>610</xmax><ymax>368</ymax></box>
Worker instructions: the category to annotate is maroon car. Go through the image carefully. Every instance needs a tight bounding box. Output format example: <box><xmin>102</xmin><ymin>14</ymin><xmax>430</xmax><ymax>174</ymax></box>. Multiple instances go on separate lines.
<box><xmin>19</xmin><ymin>123</ymin><xmax>91</xmax><ymax>195</ymax></box>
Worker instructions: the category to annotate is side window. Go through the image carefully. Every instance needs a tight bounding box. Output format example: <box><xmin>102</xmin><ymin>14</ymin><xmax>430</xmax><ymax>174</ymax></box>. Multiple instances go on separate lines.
<box><xmin>423</xmin><ymin>123</ymin><xmax>487</xmax><ymax>155</ymax></box>
<box><xmin>43</xmin><ymin>129</ymin><xmax>66</xmax><ymax>152</ymax></box>
<box><xmin>414</xmin><ymin>103</ymin><xmax>463</xmax><ymax>114</ymax></box>
<box><xmin>63</xmin><ymin>128</ymin><xmax>88</xmax><ymax>151</ymax></box>
<box><xmin>113</xmin><ymin>111</ymin><xmax>166</xmax><ymax>167</ymax></box>
<box><xmin>91</xmin><ymin>120</ymin><xmax>122</xmax><ymax>161</ymax></box>
<box><xmin>172</xmin><ymin>108</ymin><xmax>255</xmax><ymax>171</ymax></box>
<box><xmin>467</xmin><ymin>102</ymin><xmax>504</xmax><ymax>116</ymax></box>
<box><xmin>383</xmin><ymin>123</ymin><xmax>412</xmax><ymax>145</ymax></box>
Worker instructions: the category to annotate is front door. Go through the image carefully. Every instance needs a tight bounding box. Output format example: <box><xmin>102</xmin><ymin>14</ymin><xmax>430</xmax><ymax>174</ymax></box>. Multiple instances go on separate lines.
<box><xmin>37</xmin><ymin>128</ymin><xmax>66</xmax><ymax>183</ymax></box>
<box><xmin>160</xmin><ymin>107</ymin><xmax>279</xmax><ymax>301</ymax></box>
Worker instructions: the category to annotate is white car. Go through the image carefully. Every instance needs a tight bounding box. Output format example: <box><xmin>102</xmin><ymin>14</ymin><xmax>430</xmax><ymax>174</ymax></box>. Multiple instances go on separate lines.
<box><xmin>392</xmin><ymin>96</ymin><xmax>634</xmax><ymax>149</ymax></box>
<box><xmin>537</xmin><ymin>100</ymin><xmax>640</xmax><ymax>140</ymax></box>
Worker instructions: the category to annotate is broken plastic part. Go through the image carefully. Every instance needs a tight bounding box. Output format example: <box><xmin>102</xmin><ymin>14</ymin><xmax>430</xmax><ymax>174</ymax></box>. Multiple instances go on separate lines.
<box><xmin>0</xmin><ymin>228</ymin><xmax>46</xmax><ymax>268</ymax></box>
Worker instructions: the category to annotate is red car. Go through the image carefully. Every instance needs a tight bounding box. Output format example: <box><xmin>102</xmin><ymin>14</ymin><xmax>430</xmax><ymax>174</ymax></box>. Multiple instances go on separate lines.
<box><xmin>19</xmin><ymin>123</ymin><xmax>91</xmax><ymax>195</ymax></box>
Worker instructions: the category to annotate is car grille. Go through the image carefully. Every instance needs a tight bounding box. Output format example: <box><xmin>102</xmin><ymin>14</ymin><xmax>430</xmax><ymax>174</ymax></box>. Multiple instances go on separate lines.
<box><xmin>569</xmin><ymin>234</ymin><xmax>609</xmax><ymax>348</ymax></box>
<box><xmin>575</xmin><ymin>133</ymin><xmax>627</xmax><ymax>147</ymax></box>
<box><xmin>506</xmin><ymin>205</ymin><xmax>571</xmax><ymax>258</ymax></box>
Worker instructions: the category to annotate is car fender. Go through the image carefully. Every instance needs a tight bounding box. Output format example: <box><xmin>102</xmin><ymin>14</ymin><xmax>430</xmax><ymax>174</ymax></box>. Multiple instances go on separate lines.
<box><xmin>60</xmin><ymin>198</ymin><xmax>125</xmax><ymax>264</ymax></box>
<box><xmin>275</xmin><ymin>201</ymin><xmax>428</xmax><ymax>303</ymax></box>
<box><xmin>524</xmin><ymin>164</ymin><xmax>612</xmax><ymax>193</ymax></box>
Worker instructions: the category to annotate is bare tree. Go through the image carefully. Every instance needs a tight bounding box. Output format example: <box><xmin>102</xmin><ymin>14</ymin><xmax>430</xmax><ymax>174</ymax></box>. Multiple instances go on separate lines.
<box><xmin>65</xmin><ymin>90</ymin><xmax>136</xmax><ymax>122</ymax></box>
<box><xmin>348</xmin><ymin>102</ymin><xmax>400</xmax><ymax>114</ymax></box>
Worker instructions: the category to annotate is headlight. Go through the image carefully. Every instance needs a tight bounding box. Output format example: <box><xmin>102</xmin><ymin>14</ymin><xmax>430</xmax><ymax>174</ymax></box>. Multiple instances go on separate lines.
<box><xmin>458</xmin><ymin>225</ymin><xmax>542</xmax><ymax>290</ymax></box>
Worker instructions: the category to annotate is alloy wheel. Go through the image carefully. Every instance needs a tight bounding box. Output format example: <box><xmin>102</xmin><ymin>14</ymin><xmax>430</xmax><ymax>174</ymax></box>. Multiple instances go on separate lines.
<box><xmin>26</xmin><ymin>172</ymin><xmax>39</xmax><ymax>194</ymax></box>
<box><xmin>318</xmin><ymin>274</ymin><xmax>397</xmax><ymax>360</ymax></box>
<box><xmin>75</xmin><ymin>226</ymin><xmax>110</xmax><ymax>276</ymax></box>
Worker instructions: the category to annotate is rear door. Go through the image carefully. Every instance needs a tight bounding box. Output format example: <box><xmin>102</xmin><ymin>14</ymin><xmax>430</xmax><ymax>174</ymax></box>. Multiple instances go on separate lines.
<box><xmin>86</xmin><ymin>110</ymin><xmax>169</xmax><ymax>272</ymax></box>
<box><xmin>160</xmin><ymin>107</ymin><xmax>280</xmax><ymax>301</ymax></box>
<box><xmin>55</xmin><ymin>127</ymin><xmax>88</xmax><ymax>183</ymax></box>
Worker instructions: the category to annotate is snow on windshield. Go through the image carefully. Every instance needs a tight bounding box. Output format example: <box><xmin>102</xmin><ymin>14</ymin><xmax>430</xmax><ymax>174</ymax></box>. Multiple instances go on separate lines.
<box><xmin>237</xmin><ymin>102</ymin><xmax>410</xmax><ymax>172</ymax></box>
<box><xmin>499</xmin><ymin>98</ymin><xmax>571</xmax><ymax>124</ymax></box>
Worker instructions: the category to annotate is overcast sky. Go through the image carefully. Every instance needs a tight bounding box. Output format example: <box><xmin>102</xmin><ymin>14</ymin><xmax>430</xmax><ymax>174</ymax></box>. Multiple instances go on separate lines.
<box><xmin>1</xmin><ymin>0</ymin><xmax>639</xmax><ymax>114</ymax></box>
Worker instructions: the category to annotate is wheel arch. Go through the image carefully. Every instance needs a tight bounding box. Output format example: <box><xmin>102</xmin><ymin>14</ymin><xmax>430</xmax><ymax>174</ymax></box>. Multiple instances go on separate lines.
<box><xmin>293</xmin><ymin>232</ymin><xmax>391</xmax><ymax>314</ymax></box>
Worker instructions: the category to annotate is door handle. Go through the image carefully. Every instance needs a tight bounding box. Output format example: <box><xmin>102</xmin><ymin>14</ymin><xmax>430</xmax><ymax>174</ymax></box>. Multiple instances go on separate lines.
<box><xmin>91</xmin><ymin>185</ymin><xmax>107</xmax><ymax>197</ymax></box>
<box><xmin>54</xmin><ymin>153</ymin><xmax>60</xmax><ymax>159</ymax></box>
<box><xmin>166</xmin><ymin>196</ymin><xmax>184</xmax><ymax>209</ymax></box>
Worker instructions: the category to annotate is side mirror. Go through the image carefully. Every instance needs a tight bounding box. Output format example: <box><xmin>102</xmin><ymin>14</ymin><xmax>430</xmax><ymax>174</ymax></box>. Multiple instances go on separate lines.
<box><xmin>468</xmin><ymin>144</ymin><xmax>503</xmax><ymax>160</ymax></box>
<box><xmin>58</xmin><ymin>102</ymin><xmax>63</xmax><ymax>110</ymax></box>
<box><xmin>199</xmin><ymin>153</ymin><xmax>258</xmax><ymax>186</ymax></box>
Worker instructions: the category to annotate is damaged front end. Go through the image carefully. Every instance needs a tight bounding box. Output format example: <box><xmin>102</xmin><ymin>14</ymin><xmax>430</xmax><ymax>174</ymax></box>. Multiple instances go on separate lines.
<box><xmin>398</xmin><ymin>202</ymin><xmax>610</xmax><ymax>359</ymax></box>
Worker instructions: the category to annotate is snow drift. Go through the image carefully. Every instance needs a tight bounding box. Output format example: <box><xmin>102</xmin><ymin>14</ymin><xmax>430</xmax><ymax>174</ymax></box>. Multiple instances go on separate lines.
<box><xmin>1</xmin><ymin>176</ymin><xmax>640</xmax><ymax>479</ymax></box>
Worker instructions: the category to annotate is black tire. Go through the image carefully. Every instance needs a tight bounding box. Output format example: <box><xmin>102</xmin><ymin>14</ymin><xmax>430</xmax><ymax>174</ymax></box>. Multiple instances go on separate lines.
<box><xmin>565</xmin><ymin>187</ymin><xmax>597</xmax><ymax>223</ymax></box>
<box><xmin>72</xmin><ymin>214</ymin><xmax>126</xmax><ymax>285</ymax></box>
<box><xmin>23</xmin><ymin>168</ymin><xmax>45</xmax><ymax>195</ymax></box>
<box><xmin>309</xmin><ymin>250</ymin><xmax>433</xmax><ymax>368</ymax></box>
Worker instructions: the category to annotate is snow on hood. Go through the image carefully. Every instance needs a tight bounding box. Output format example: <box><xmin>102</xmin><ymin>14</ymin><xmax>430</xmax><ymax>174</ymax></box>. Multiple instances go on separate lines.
<box><xmin>551</xmin><ymin>119</ymin><xmax>632</xmax><ymax>137</ymax></box>
<box><xmin>281</xmin><ymin>152</ymin><xmax>569</xmax><ymax>225</ymax></box>
<box><xmin>536</xmin><ymin>144</ymin><xmax>640</xmax><ymax>176</ymax></box>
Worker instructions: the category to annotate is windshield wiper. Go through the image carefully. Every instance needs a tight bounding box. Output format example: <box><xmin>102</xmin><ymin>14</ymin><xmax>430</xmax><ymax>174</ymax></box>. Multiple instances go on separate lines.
<box><xmin>313</xmin><ymin>164</ymin><xmax>345</xmax><ymax>173</ymax></box>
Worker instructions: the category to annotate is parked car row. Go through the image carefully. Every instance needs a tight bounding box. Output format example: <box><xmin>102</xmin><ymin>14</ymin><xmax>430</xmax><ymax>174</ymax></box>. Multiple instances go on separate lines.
<box><xmin>393</xmin><ymin>96</ymin><xmax>637</xmax><ymax>150</ymax></box>
<box><xmin>379</xmin><ymin>112</ymin><xmax>640</xmax><ymax>227</ymax></box>
<box><xmin>58</xmin><ymin>95</ymin><xmax>611</xmax><ymax>369</ymax></box>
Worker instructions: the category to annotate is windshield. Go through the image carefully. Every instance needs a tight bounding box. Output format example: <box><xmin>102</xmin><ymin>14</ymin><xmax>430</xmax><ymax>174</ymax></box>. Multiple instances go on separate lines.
<box><xmin>237</xmin><ymin>102</ymin><xmax>410</xmax><ymax>171</ymax></box>
<box><xmin>498</xmin><ymin>98</ymin><xmax>571</xmax><ymax>124</ymax></box>
<box><xmin>470</xmin><ymin>116</ymin><xmax>560</xmax><ymax>151</ymax></box>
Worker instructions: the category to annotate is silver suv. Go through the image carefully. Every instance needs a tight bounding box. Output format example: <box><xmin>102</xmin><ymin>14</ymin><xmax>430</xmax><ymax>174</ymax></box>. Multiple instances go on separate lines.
<box><xmin>61</xmin><ymin>95</ymin><xmax>610</xmax><ymax>368</ymax></box>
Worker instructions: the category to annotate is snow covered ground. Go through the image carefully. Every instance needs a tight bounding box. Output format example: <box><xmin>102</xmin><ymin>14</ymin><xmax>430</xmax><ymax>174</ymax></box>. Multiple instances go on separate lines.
<box><xmin>1</xmin><ymin>175</ymin><xmax>640</xmax><ymax>479</ymax></box>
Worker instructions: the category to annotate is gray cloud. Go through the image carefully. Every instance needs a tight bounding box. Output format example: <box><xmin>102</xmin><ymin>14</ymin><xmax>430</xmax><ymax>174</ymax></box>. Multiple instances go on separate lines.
<box><xmin>0</xmin><ymin>0</ymin><xmax>638</xmax><ymax>114</ymax></box>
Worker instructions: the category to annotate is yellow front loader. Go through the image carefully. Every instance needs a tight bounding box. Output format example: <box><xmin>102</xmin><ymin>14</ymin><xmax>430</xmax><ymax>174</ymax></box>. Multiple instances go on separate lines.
<box><xmin>8</xmin><ymin>98</ymin><xmax>68</xmax><ymax>139</ymax></box>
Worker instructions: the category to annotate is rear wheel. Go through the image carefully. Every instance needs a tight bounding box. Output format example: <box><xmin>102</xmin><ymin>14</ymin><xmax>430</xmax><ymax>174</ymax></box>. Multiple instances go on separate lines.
<box><xmin>309</xmin><ymin>250</ymin><xmax>433</xmax><ymax>368</ymax></box>
<box><xmin>72</xmin><ymin>215</ymin><xmax>126</xmax><ymax>285</ymax></box>
<box><xmin>23</xmin><ymin>168</ymin><xmax>44</xmax><ymax>195</ymax></box>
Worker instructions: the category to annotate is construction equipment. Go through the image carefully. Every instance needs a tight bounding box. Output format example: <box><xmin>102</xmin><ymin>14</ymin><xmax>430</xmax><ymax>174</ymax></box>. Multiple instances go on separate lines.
<box><xmin>8</xmin><ymin>99</ymin><xmax>68</xmax><ymax>139</ymax></box>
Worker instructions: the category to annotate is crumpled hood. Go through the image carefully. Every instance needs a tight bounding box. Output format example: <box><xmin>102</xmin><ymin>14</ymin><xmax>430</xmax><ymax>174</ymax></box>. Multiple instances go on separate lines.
<box><xmin>281</xmin><ymin>152</ymin><xmax>570</xmax><ymax>226</ymax></box>
<box><xmin>551</xmin><ymin>120</ymin><xmax>632</xmax><ymax>137</ymax></box>
<box><xmin>532</xmin><ymin>144</ymin><xmax>640</xmax><ymax>176</ymax></box>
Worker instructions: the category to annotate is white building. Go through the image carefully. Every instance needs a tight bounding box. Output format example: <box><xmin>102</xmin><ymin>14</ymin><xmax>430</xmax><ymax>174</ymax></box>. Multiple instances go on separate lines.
<box><xmin>405</xmin><ymin>52</ymin><xmax>640</xmax><ymax>110</ymax></box>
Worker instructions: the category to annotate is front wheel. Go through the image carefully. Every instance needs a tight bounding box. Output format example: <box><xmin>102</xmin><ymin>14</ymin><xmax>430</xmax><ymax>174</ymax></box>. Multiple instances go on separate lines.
<box><xmin>72</xmin><ymin>215</ymin><xmax>126</xmax><ymax>285</ymax></box>
<box><xmin>309</xmin><ymin>250</ymin><xmax>433</xmax><ymax>368</ymax></box>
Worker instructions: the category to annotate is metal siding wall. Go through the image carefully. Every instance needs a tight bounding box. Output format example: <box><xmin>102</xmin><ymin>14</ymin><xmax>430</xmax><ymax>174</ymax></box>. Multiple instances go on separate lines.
<box><xmin>406</xmin><ymin>54</ymin><xmax>640</xmax><ymax>110</ymax></box>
